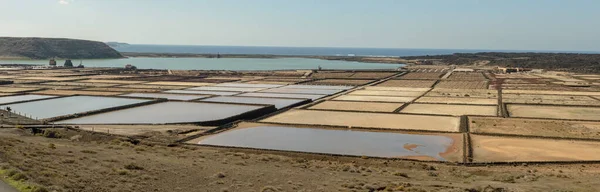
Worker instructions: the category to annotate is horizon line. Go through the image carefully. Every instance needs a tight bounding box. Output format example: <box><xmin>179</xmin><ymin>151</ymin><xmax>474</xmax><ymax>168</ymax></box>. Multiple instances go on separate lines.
<box><xmin>116</xmin><ymin>43</ymin><xmax>600</xmax><ymax>54</ymax></box>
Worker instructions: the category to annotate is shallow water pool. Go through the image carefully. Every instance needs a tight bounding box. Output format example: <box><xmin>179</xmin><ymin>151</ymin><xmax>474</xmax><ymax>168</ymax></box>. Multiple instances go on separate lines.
<box><xmin>120</xmin><ymin>93</ymin><xmax>209</xmax><ymax>101</ymax></box>
<box><xmin>201</xmin><ymin>96</ymin><xmax>307</xmax><ymax>109</ymax></box>
<box><xmin>0</xmin><ymin>94</ymin><xmax>57</xmax><ymax>105</ymax></box>
<box><xmin>55</xmin><ymin>101</ymin><xmax>267</xmax><ymax>124</ymax></box>
<box><xmin>0</xmin><ymin>96</ymin><xmax>149</xmax><ymax>119</ymax></box>
<box><xmin>198</xmin><ymin>126</ymin><xmax>458</xmax><ymax>160</ymax></box>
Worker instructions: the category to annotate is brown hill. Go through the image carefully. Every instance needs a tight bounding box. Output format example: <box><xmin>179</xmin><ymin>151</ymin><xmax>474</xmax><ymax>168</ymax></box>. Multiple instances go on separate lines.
<box><xmin>0</xmin><ymin>37</ymin><xmax>123</xmax><ymax>59</ymax></box>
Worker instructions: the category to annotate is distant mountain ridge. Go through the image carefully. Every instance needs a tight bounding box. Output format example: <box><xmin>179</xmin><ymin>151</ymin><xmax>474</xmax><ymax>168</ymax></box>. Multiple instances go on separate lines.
<box><xmin>0</xmin><ymin>37</ymin><xmax>123</xmax><ymax>59</ymax></box>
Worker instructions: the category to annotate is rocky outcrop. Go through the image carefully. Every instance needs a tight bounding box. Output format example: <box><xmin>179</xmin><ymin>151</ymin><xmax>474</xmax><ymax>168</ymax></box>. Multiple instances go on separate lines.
<box><xmin>0</xmin><ymin>37</ymin><xmax>123</xmax><ymax>59</ymax></box>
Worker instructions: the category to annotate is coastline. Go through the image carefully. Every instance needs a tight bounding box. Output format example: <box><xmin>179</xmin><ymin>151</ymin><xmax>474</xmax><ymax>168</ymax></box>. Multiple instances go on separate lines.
<box><xmin>120</xmin><ymin>52</ymin><xmax>411</xmax><ymax>64</ymax></box>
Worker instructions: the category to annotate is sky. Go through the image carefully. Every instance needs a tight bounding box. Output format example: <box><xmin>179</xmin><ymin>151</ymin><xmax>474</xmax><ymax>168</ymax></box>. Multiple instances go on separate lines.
<box><xmin>1</xmin><ymin>0</ymin><xmax>599</xmax><ymax>51</ymax></box>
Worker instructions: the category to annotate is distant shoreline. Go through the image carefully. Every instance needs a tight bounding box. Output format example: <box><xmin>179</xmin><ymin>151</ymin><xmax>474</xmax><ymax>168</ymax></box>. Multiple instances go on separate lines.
<box><xmin>120</xmin><ymin>52</ymin><xmax>409</xmax><ymax>64</ymax></box>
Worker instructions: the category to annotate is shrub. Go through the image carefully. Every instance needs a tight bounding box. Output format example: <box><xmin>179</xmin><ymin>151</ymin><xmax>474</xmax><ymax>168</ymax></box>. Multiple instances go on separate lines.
<box><xmin>11</xmin><ymin>172</ymin><xmax>28</xmax><ymax>181</ymax></box>
<box><xmin>80</xmin><ymin>150</ymin><xmax>97</xmax><ymax>154</ymax></box>
<box><xmin>42</xmin><ymin>130</ymin><xmax>62</xmax><ymax>138</ymax></box>
<box><xmin>124</xmin><ymin>163</ymin><xmax>144</xmax><ymax>170</ymax></box>
<box><xmin>6</xmin><ymin>169</ymin><xmax>19</xmax><ymax>177</ymax></box>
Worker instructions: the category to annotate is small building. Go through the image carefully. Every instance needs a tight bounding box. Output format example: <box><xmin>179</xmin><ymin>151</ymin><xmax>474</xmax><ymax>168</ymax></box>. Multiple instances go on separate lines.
<box><xmin>125</xmin><ymin>64</ymin><xmax>137</xmax><ymax>70</ymax></box>
<box><xmin>49</xmin><ymin>59</ymin><xmax>56</xmax><ymax>67</ymax></box>
<box><xmin>64</xmin><ymin>59</ymin><xmax>73</xmax><ymax>67</ymax></box>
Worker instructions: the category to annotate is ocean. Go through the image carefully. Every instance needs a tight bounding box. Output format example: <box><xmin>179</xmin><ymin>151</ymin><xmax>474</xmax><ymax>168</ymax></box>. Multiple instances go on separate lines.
<box><xmin>2</xmin><ymin>44</ymin><xmax>596</xmax><ymax>70</ymax></box>
<box><xmin>113</xmin><ymin>44</ymin><xmax>600</xmax><ymax>57</ymax></box>
<box><xmin>0</xmin><ymin>57</ymin><xmax>403</xmax><ymax>71</ymax></box>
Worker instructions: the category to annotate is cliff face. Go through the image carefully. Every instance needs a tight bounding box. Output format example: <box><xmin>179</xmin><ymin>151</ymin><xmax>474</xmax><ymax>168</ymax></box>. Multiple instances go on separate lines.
<box><xmin>0</xmin><ymin>37</ymin><xmax>123</xmax><ymax>59</ymax></box>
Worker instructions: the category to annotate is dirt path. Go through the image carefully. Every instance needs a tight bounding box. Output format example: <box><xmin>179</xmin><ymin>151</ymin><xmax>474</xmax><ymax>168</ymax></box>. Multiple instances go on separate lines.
<box><xmin>0</xmin><ymin>181</ymin><xmax>17</xmax><ymax>192</ymax></box>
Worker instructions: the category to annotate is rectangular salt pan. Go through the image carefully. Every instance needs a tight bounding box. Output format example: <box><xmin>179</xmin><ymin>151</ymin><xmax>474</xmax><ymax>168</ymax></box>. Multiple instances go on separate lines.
<box><xmin>201</xmin><ymin>96</ymin><xmax>307</xmax><ymax>109</ymax></box>
<box><xmin>236</xmin><ymin>93</ymin><xmax>326</xmax><ymax>100</ymax></box>
<box><xmin>198</xmin><ymin>126</ymin><xmax>460</xmax><ymax>161</ymax></box>
<box><xmin>187</xmin><ymin>86</ymin><xmax>266</xmax><ymax>92</ymax></box>
<box><xmin>164</xmin><ymin>90</ymin><xmax>240</xmax><ymax>96</ymax></box>
<box><xmin>213</xmin><ymin>83</ymin><xmax>283</xmax><ymax>88</ymax></box>
<box><xmin>259</xmin><ymin>88</ymin><xmax>341</xmax><ymax>95</ymax></box>
<box><xmin>121</xmin><ymin>93</ymin><xmax>210</xmax><ymax>101</ymax></box>
<box><xmin>283</xmin><ymin>85</ymin><xmax>353</xmax><ymax>90</ymax></box>
<box><xmin>1</xmin><ymin>96</ymin><xmax>149</xmax><ymax>119</ymax></box>
<box><xmin>55</xmin><ymin>102</ymin><xmax>266</xmax><ymax>124</ymax></box>
<box><xmin>0</xmin><ymin>94</ymin><xmax>57</xmax><ymax>104</ymax></box>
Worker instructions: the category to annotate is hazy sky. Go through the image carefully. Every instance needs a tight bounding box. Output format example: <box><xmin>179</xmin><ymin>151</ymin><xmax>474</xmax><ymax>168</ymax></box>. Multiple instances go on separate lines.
<box><xmin>1</xmin><ymin>0</ymin><xmax>599</xmax><ymax>51</ymax></box>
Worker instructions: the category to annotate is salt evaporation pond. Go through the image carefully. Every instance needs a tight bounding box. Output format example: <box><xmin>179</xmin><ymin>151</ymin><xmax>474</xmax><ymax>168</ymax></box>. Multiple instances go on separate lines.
<box><xmin>284</xmin><ymin>85</ymin><xmax>353</xmax><ymax>90</ymax></box>
<box><xmin>120</xmin><ymin>93</ymin><xmax>209</xmax><ymax>101</ymax></box>
<box><xmin>55</xmin><ymin>102</ymin><xmax>267</xmax><ymax>124</ymax></box>
<box><xmin>259</xmin><ymin>88</ymin><xmax>341</xmax><ymax>95</ymax></box>
<box><xmin>0</xmin><ymin>96</ymin><xmax>149</xmax><ymax>119</ymax></box>
<box><xmin>213</xmin><ymin>83</ymin><xmax>283</xmax><ymax>88</ymax></box>
<box><xmin>236</xmin><ymin>92</ymin><xmax>327</xmax><ymax>100</ymax></box>
<box><xmin>198</xmin><ymin>126</ymin><xmax>458</xmax><ymax>160</ymax></box>
<box><xmin>0</xmin><ymin>94</ymin><xmax>57</xmax><ymax>104</ymax></box>
<box><xmin>201</xmin><ymin>96</ymin><xmax>308</xmax><ymax>109</ymax></box>
<box><xmin>187</xmin><ymin>86</ymin><xmax>267</xmax><ymax>92</ymax></box>
<box><xmin>163</xmin><ymin>90</ymin><xmax>240</xmax><ymax>96</ymax></box>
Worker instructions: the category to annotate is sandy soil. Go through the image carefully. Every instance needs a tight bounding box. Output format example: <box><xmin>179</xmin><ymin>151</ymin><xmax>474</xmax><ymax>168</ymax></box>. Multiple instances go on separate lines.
<box><xmin>348</xmin><ymin>90</ymin><xmax>425</xmax><ymax>97</ymax></box>
<box><xmin>4</xmin><ymin>129</ymin><xmax>600</xmax><ymax>191</ymax></box>
<box><xmin>471</xmin><ymin>135</ymin><xmax>600</xmax><ymax>162</ymax></box>
<box><xmin>427</xmin><ymin>88</ymin><xmax>497</xmax><ymax>98</ymax></box>
<box><xmin>502</xmin><ymin>94</ymin><xmax>596</xmax><ymax>100</ymax></box>
<box><xmin>144</xmin><ymin>81</ymin><xmax>215</xmax><ymax>87</ymax></box>
<box><xmin>469</xmin><ymin>117</ymin><xmax>600</xmax><ymax>140</ymax></box>
<box><xmin>17</xmin><ymin>76</ymin><xmax>88</xmax><ymax>81</ymax></box>
<box><xmin>401</xmin><ymin>104</ymin><xmax>497</xmax><ymax>116</ymax></box>
<box><xmin>503</xmin><ymin>96</ymin><xmax>600</xmax><ymax>106</ymax></box>
<box><xmin>349</xmin><ymin>72</ymin><xmax>398</xmax><ymax>79</ymax></box>
<box><xmin>416</xmin><ymin>97</ymin><xmax>497</xmax><ymax>105</ymax></box>
<box><xmin>376</xmin><ymin>80</ymin><xmax>436</xmax><ymax>88</ymax></box>
<box><xmin>42</xmin><ymin>82</ymin><xmax>119</xmax><ymax>87</ymax></box>
<box><xmin>244</xmin><ymin>81</ymin><xmax>291</xmax><ymax>85</ymax></box>
<box><xmin>534</xmin><ymin>74</ymin><xmax>585</xmax><ymax>82</ymax></box>
<box><xmin>333</xmin><ymin>95</ymin><xmax>415</xmax><ymax>103</ymax></box>
<box><xmin>0</xmin><ymin>75</ymin><xmax>20</xmax><ymax>79</ymax></box>
<box><xmin>79</xmin><ymin>80</ymin><xmax>148</xmax><ymax>84</ymax></box>
<box><xmin>255</xmin><ymin>78</ymin><xmax>309</xmax><ymax>83</ymax></box>
<box><xmin>9</xmin><ymin>80</ymin><xmax>51</xmax><ymax>84</ymax></box>
<box><xmin>32</xmin><ymin>90</ymin><xmax>123</xmax><ymax>96</ymax></box>
<box><xmin>435</xmin><ymin>81</ymin><xmax>488</xmax><ymax>89</ymax></box>
<box><xmin>447</xmin><ymin>73</ymin><xmax>487</xmax><ymax>81</ymax></box>
<box><xmin>82</xmin><ymin>87</ymin><xmax>163</xmax><ymax>93</ymax></box>
<box><xmin>3</xmin><ymin>84</ymin><xmax>83</xmax><ymax>90</ymax></box>
<box><xmin>17</xmin><ymin>73</ymin><xmax>91</xmax><ymax>77</ymax></box>
<box><xmin>494</xmin><ymin>74</ymin><xmax>541</xmax><ymax>79</ymax></box>
<box><xmin>364</xmin><ymin>87</ymin><xmax>431</xmax><ymax>92</ymax></box>
<box><xmin>0</xmin><ymin>87</ymin><xmax>43</xmax><ymax>93</ymax></box>
<box><xmin>304</xmin><ymin>79</ymin><xmax>372</xmax><ymax>86</ymax></box>
<box><xmin>507</xmin><ymin>104</ymin><xmax>600</xmax><ymax>121</ymax></box>
<box><xmin>76</xmin><ymin>124</ymin><xmax>214</xmax><ymax>136</ymax></box>
<box><xmin>308</xmin><ymin>101</ymin><xmax>404</xmax><ymax>112</ymax></box>
<box><xmin>117</xmin><ymin>84</ymin><xmax>190</xmax><ymax>90</ymax></box>
<box><xmin>397</xmin><ymin>72</ymin><xmax>443</xmax><ymax>80</ymax></box>
<box><xmin>261</xmin><ymin>109</ymin><xmax>460</xmax><ymax>132</ymax></box>
<box><xmin>85</xmin><ymin>75</ymin><xmax>136</xmax><ymax>79</ymax></box>
<box><xmin>310</xmin><ymin>72</ymin><xmax>355</xmax><ymax>79</ymax></box>
<box><xmin>0</xmin><ymin>93</ymin><xmax>15</xmax><ymax>97</ymax></box>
